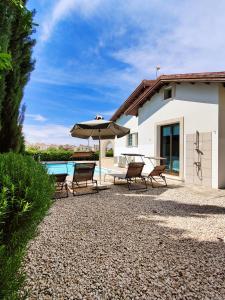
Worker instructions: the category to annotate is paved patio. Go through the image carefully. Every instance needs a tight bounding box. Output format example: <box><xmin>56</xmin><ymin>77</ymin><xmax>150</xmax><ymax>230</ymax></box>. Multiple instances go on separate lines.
<box><xmin>22</xmin><ymin>182</ymin><xmax>225</xmax><ymax>299</ymax></box>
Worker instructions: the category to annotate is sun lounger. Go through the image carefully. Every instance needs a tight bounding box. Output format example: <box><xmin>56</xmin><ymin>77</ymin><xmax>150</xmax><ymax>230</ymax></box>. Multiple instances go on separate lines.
<box><xmin>53</xmin><ymin>173</ymin><xmax>69</xmax><ymax>199</ymax></box>
<box><xmin>71</xmin><ymin>163</ymin><xmax>99</xmax><ymax>196</ymax></box>
<box><xmin>144</xmin><ymin>165</ymin><xmax>167</xmax><ymax>188</ymax></box>
<box><xmin>111</xmin><ymin>162</ymin><xmax>147</xmax><ymax>190</ymax></box>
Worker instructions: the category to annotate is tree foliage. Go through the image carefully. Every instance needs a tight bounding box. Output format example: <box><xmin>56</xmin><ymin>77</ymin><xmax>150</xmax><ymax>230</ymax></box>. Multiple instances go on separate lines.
<box><xmin>0</xmin><ymin>0</ymin><xmax>23</xmax><ymax>72</ymax></box>
<box><xmin>0</xmin><ymin>53</ymin><xmax>12</xmax><ymax>72</ymax></box>
<box><xmin>0</xmin><ymin>0</ymin><xmax>36</xmax><ymax>153</ymax></box>
<box><xmin>11</xmin><ymin>0</ymin><xmax>24</xmax><ymax>8</ymax></box>
<box><xmin>0</xmin><ymin>153</ymin><xmax>55</xmax><ymax>299</ymax></box>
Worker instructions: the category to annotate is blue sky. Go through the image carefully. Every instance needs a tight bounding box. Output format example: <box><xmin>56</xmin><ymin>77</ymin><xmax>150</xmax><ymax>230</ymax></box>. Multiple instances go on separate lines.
<box><xmin>24</xmin><ymin>0</ymin><xmax>225</xmax><ymax>145</ymax></box>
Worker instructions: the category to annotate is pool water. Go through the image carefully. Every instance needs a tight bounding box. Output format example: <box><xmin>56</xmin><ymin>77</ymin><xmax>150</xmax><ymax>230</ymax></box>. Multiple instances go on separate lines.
<box><xmin>44</xmin><ymin>162</ymin><xmax>110</xmax><ymax>176</ymax></box>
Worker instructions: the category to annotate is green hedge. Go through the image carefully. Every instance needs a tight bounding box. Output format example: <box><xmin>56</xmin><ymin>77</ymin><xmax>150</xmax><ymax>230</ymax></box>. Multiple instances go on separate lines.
<box><xmin>106</xmin><ymin>149</ymin><xmax>113</xmax><ymax>157</ymax></box>
<box><xmin>0</xmin><ymin>153</ymin><xmax>55</xmax><ymax>299</ymax></box>
<box><xmin>26</xmin><ymin>149</ymin><xmax>74</xmax><ymax>161</ymax></box>
<box><xmin>25</xmin><ymin>149</ymin><xmax>99</xmax><ymax>161</ymax></box>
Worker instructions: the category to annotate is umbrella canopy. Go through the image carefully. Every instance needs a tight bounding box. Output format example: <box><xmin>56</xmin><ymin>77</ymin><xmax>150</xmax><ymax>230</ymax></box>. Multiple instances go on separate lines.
<box><xmin>70</xmin><ymin>119</ymin><xmax>130</xmax><ymax>139</ymax></box>
<box><xmin>70</xmin><ymin>118</ymin><xmax>130</xmax><ymax>186</ymax></box>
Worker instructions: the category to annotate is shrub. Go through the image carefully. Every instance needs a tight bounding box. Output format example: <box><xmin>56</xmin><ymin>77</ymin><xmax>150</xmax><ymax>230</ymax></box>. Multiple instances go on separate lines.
<box><xmin>106</xmin><ymin>149</ymin><xmax>114</xmax><ymax>157</ymax></box>
<box><xmin>26</xmin><ymin>148</ymin><xmax>74</xmax><ymax>161</ymax></box>
<box><xmin>0</xmin><ymin>153</ymin><xmax>55</xmax><ymax>299</ymax></box>
<box><xmin>25</xmin><ymin>148</ymin><xmax>99</xmax><ymax>161</ymax></box>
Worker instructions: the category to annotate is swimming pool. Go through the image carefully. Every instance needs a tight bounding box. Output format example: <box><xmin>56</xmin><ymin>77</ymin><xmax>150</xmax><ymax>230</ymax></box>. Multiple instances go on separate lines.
<box><xmin>44</xmin><ymin>162</ymin><xmax>110</xmax><ymax>176</ymax></box>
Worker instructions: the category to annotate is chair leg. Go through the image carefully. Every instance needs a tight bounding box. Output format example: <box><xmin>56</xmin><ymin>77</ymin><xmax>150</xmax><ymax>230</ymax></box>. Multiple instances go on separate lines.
<box><xmin>65</xmin><ymin>183</ymin><xmax>69</xmax><ymax>197</ymax></box>
<box><xmin>94</xmin><ymin>180</ymin><xmax>99</xmax><ymax>193</ymax></box>
<box><xmin>162</xmin><ymin>175</ymin><xmax>167</xmax><ymax>187</ymax></box>
<box><xmin>72</xmin><ymin>182</ymin><xmax>75</xmax><ymax>196</ymax></box>
<box><xmin>127</xmin><ymin>177</ymin><xmax>148</xmax><ymax>191</ymax></box>
<box><xmin>55</xmin><ymin>182</ymin><xmax>69</xmax><ymax>199</ymax></box>
<box><xmin>127</xmin><ymin>179</ymin><xmax>131</xmax><ymax>190</ymax></box>
<box><xmin>149</xmin><ymin>176</ymin><xmax>154</xmax><ymax>188</ymax></box>
<box><xmin>150</xmin><ymin>175</ymin><xmax>167</xmax><ymax>188</ymax></box>
<box><xmin>142</xmin><ymin>177</ymin><xmax>148</xmax><ymax>190</ymax></box>
<box><xmin>72</xmin><ymin>180</ymin><xmax>99</xmax><ymax>196</ymax></box>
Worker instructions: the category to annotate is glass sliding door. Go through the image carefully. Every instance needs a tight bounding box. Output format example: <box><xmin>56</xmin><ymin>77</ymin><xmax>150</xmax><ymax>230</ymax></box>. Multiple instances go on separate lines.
<box><xmin>160</xmin><ymin>123</ymin><xmax>180</xmax><ymax>175</ymax></box>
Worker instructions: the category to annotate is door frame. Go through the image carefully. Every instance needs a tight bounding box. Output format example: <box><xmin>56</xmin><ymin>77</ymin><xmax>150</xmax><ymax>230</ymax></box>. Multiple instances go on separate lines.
<box><xmin>155</xmin><ymin>117</ymin><xmax>184</xmax><ymax>181</ymax></box>
<box><xmin>160</xmin><ymin>123</ymin><xmax>180</xmax><ymax>176</ymax></box>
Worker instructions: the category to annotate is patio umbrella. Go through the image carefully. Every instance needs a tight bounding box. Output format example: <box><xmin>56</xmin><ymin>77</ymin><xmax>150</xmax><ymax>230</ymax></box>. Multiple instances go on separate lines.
<box><xmin>70</xmin><ymin>117</ymin><xmax>130</xmax><ymax>185</ymax></box>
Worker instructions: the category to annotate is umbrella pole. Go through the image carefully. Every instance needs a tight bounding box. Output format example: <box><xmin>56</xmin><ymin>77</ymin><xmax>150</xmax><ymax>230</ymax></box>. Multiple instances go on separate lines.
<box><xmin>99</xmin><ymin>133</ymin><xmax>102</xmax><ymax>185</ymax></box>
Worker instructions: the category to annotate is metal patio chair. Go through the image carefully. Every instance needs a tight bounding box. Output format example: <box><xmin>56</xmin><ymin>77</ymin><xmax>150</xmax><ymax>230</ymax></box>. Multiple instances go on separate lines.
<box><xmin>71</xmin><ymin>163</ymin><xmax>99</xmax><ymax>196</ymax></box>
<box><xmin>53</xmin><ymin>173</ymin><xmax>69</xmax><ymax>199</ymax></box>
<box><xmin>112</xmin><ymin>162</ymin><xmax>147</xmax><ymax>191</ymax></box>
<box><xmin>145</xmin><ymin>165</ymin><xmax>167</xmax><ymax>188</ymax></box>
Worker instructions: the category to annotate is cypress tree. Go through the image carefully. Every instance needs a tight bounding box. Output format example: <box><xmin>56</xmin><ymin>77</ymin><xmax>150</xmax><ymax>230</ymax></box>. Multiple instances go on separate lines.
<box><xmin>0</xmin><ymin>1</ymin><xmax>12</xmax><ymax>133</ymax></box>
<box><xmin>0</xmin><ymin>0</ymin><xmax>35</xmax><ymax>152</ymax></box>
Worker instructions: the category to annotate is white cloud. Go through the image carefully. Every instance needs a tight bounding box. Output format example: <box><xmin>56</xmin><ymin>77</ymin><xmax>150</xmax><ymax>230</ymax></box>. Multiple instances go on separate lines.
<box><xmin>24</xmin><ymin>123</ymin><xmax>85</xmax><ymax>145</ymax></box>
<box><xmin>37</xmin><ymin>0</ymin><xmax>225</xmax><ymax>91</ymax></box>
<box><xmin>111</xmin><ymin>0</ymin><xmax>225</xmax><ymax>77</ymax></box>
<box><xmin>26</xmin><ymin>114</ymin><xmax>47</xmax><ymax>122</ymax></box>
<box><xmin>30</xmin><ymin>0</ymin><xmax>225</xmax><ymax>133</ymax></box>
<box><xmin>41</xmin><ymin>0</ymin><xmax>102</xmax><ymax>41</ymax></box>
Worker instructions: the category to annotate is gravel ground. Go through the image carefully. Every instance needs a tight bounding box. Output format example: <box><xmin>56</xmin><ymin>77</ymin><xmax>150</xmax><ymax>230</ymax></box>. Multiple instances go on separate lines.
<box><xmin>22</xmin><ymin>182</ymin><xmax>225</xmax><ymax>299</ymax></box>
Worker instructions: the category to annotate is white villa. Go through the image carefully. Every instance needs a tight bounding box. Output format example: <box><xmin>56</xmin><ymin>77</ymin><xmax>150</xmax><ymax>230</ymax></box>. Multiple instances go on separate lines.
<box><xmin>110</xmin><ymin>71</ymin><xmax>225</xmax><ymax>189</ymax></box>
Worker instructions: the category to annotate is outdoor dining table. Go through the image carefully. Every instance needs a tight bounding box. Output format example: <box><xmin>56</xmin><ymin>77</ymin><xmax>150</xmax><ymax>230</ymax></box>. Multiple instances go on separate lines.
<box><xmin>121</xmin><ymin>153</ymin><xmax>145</xmax><ymax>164</ymax></box>
<box><xmin>121</xmin><ymin>154</ymin><xmax>167</xmax><ymax>168</ymax></box>
<box><xmin>145</xmin><ymin>156</ymin><xmax>167</xmax><ymax>167</ymax></box>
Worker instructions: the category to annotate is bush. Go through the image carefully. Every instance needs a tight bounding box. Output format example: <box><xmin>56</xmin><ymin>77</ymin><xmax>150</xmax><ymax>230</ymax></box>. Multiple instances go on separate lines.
<box><xmin>25</xmin><ymin>148</ymin><xmax>99</xmax><ymax>161</ymax></box>
<box><xmin>106</xmin><ymin>149</ymin><xmax>114</xmax><ymax>157</ymax></box>
<box><xmin>0</xmin><ymin>153</ymin><xmax>55</xmax><ymax>299</ymax></box>
<box><xmin>26</xmin><ymin>148</ymin><xmax>74</xmax><ymax>161</ymax></box>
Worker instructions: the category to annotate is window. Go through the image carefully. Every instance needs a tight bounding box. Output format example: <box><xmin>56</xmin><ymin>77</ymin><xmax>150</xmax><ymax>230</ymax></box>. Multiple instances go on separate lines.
<box><xmin>127</xmin><ymin>133</ymin><xmax>138</xmax><ymax>147</ymax></box>
<box><xmin>160</xmin><ymin>123</ymin><xmax>180</xmax><ymax>175</ymax></box>
<box><xmin>128</xmin><ymin>134</ymin><xmax>133</xmax><ymax>146</ymax></box>
<box><xmin>164</xmin><ymin>87</ymin><xmax>172</xmax><ymax>100</ymax></box>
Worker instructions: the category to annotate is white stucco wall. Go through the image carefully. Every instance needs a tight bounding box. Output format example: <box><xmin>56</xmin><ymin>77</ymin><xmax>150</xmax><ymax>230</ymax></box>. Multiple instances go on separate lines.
<box><xmin>218</xmin><ymin>85</ymin><xmax>225</xmax><ymax>188</ymax></box>
<box><xmin>114</xmin><ymin>114</ymin><xmax>139</xmax><ymax>156</ymax></box>
<box><xmin>115</xmin><ymin>82</ymin><xmax>220</xmax><ymax>187</ymax></box>
<box><xmin>138</xmin><ymin>83</ymin><xmax>219</xmax><ymax>185</ymax></box>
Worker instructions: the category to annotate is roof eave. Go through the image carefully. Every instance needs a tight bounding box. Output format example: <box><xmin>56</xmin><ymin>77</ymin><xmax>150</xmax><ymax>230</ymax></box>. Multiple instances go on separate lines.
<box><xmin>110</xmin><ymin>80</ymin><xmax>154</xmax><ymax>121</ymax></box>
<box><xmin>126</xmin><ymin>77</ymin><xmax>225</xmax><ymax>116</ymax></box>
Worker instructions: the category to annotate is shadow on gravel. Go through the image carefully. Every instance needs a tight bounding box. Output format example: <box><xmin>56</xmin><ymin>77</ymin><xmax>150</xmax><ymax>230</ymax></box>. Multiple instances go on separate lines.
<box><xmin>137</xmin><ymin>198</ymin><xmax>225</xmax><ymax>218</ymax></box>
<box><xmin>114</xmin><ymin>184</ymin><xmax>183</xmax><ymax>196</ymax></box>
<box><xmin>114</xmin><ymin>185</ymin><xmax>225</xmax><ymax>218</ymax></box>
<box><xmin>132</xmin><ymin>217</ymin><xmax>225</xmax><ymax>298</ymax></box>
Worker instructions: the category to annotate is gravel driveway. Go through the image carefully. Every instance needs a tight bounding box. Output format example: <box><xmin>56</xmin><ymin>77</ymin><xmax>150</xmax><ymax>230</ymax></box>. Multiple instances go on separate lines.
<box><xmin>22</xmin><ymin>183</ymin><xmax>225</xmax><ymax>299</ymax></box>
